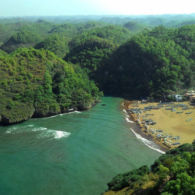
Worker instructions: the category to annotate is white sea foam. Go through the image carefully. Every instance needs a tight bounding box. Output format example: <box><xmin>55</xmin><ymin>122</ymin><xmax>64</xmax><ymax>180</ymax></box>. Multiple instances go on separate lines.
<box><xmin>32</xmin><ymin>127</ymin><xmax>47</xmax><ymax>132</ymax></box>
<box><xmin>53</xmin><ymin>131</ymin><xmax>71</xmax><ymax>139</ymax></box>
<box><xmin>27</xmin><ymin>124</ymin><xmax>34</xmax><ymax>127</ymax></box>
<box><xmin>125</xmin><ymin>117</ymin><xmax>134</xmax><ymax>123</ymax></box>
<box><xmin>59</xmin><ymin>114</ymin><xmax>64</xmax><ymax>116</ymax></box>
<box><xmin>130</xmin><ymin>128</ymin><xmax>165</xmax><ymax>154</ymax></box>
<box><xmin>5</xmin><ymin>126</ymin><xmax>18</xmax><ymax>134</ymax></box>
<box><xmin>46</xmin><ymin>115</ymin><xmax>58</xmax><ymax>119</ymax></box>
<box><xmin>33</xmin><ymin>127</ymin><xmax>71</xmax><ymax>139</ymax></box>
<box><xmin>5</xmin><ymin>125</ymin><xmax>70</xmax><ymax>140</ymax></box>
<box><xmin>37</xmin><ymin>129</ymin><xmax>71</xmax><ymax>139</ymax></box>
<box><xmin>45</xmin><ymin>114</ymin><xmax>63</xmax><ymax>119</ymax></box>
<box><xmin>45</xmin><ymin>111</ymin><xmax>82</xmax><ymax>119</ymax></box>
<box><xmin>6</xmin><ymin>130</ymin><xmax>12</xmax><ymax>134</ymax></box>
<box><xmin>123</xmin><ymin>109</ymin><xmax>127</xmax><ymax>114</ymax></box>
<box><xmin>123</xmin><ymin>109</ymin><xmax>134</xmax><ymax>123</ymax></box>
<box><xmin>74</xmin><ymin>111</ymin><xmax>82</xmax><ymax>114</ymax></box>
<box><xmin>66</xmin><ymin>111</ymin><xmax>81</xmax><ymax>114</ymax></box>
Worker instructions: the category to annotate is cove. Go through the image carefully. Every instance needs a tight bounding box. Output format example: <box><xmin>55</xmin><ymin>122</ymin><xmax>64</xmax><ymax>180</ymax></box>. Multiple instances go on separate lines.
<box><xmin>0</xmin><ymin>97</ymin><xmax>160</xmax><ymax>195</ymax></box>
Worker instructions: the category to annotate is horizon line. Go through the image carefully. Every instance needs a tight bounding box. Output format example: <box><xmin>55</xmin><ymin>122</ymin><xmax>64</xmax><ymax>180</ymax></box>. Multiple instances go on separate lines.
<box><xmin>0</xmin><ymin>13</ymin><xmax>195</xmax><ymax>18</ymax></box>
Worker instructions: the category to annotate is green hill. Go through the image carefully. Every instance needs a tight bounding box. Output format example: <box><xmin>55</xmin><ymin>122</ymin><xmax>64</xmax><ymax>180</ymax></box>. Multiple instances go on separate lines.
<box><xmin>1</xmin><ymin>29</ymin><xmax>42</xmax><ymax>53</ymax></box>
<box><xmin>0</xmin><ymin>48</ymin><xmax>102</xmax><ymax>125</ymax></box>
<box><xmin>82</xmin><ymin>25</ymin><xmax>132</xmax><ymax>45</ymax></box>
<box><xmin>124</xmin><ymin>21</ymin><xmax>148</xmax><ymax>33</ymax></box>
<box><xmin>105</xmin><ymin>141</ymin><xmax>195</xmax><ymax>195</ymax></box>
<box><xmin>95</xmin><ymin>27</ymin><xmax>194</xmax><ymax>99</ymax></box>
<box><xmin>35</xmin><ymin>33</ymin><xmax>70</xmax><ymax>58</ymax></box>
<box><xmin>66</xmin><ymin>35</ymin><xmax>116</xmax><ymax>77</ymax></box>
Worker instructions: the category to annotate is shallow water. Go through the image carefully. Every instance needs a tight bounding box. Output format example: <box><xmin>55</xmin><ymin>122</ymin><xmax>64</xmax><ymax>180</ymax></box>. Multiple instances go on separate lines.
<box><xmin>0</xmin><ymin>97</ymin><xmax>160</xmax><ymax>195</ymax></box>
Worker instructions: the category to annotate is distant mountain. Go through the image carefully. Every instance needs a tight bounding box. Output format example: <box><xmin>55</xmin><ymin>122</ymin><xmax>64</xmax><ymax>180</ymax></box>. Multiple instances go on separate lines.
<box><xmin>35</xmin><ymin>33</ymin><xmax>70</xmax><ymax>58</ymax></box>
<box><xmin>1</xmin><ymin>30</ymin><xmax>41</xmax><ymax>53</ymax></box>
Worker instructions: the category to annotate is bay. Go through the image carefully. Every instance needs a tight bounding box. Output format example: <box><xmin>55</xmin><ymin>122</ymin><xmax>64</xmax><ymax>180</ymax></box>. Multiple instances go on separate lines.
<box><xmin>0</xmin><ymin>97</ymin><xmax>160</xmax><ymax>195</ymax></box>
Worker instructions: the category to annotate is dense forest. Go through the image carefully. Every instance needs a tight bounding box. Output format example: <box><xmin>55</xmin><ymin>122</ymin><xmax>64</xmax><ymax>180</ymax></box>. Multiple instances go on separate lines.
<box><xmin>0</xmin><ymin>15</ymin><xmax>194</xmax><ymax>123</ymax></box>
<box><xmin>96</xmin><ymin>26</ymin><xmax>195</xmax><ymax>99</ymax></box>
<box><xmin>105</xmin><ymin>141</ymin><xmax>195</xmax><ymax>195</ymax></box>
<box><xmin>0</xmin><ymin>48</ymin><xmax>101</xmax><ymax>125</ymax></box>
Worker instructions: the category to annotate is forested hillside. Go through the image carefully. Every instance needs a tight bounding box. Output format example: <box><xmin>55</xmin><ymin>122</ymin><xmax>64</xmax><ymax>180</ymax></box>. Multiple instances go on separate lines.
<box><xmin>0</xmin><ymin>16</ymin><xmax>194</xmax><ymax>125</ymax></box>
<box><xmin>66</xmin><ymin>35</ymin><xmax>116</xmax><ymax>77</ymax></box>
<box><xmin>105</xmin><ymin>141</ymin><xmax>195</xmax><ymax>195</ymax></box>
<box><xmin>93</xmin><ymin>25</ymin><xmax>195</xmax><ymax>99</ymax></box>
<box><xmin>0</xmin><ymin>20</ymin><xmax>53</xmax><ymax>44</ymax></box>
<box><xmin>1</xmin><ymin>29</ymin><xmax>42</xmax><ymax>53</ymax></box>
<box><xmin>0</xmin><ymin>48</ymin><xmax>101</xmax><ymax>125</ymax></box>
<box><xmin>35</xmin><ymin>33</ymin><xmax>70</xmax><ymax>58</ymax></box>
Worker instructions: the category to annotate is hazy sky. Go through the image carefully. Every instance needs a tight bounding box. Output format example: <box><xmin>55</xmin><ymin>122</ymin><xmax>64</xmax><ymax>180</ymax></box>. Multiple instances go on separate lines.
<box><xmin>0</xmin><ymin>0</ymin><xmax>195</xmax><ymax>17</ymax></box>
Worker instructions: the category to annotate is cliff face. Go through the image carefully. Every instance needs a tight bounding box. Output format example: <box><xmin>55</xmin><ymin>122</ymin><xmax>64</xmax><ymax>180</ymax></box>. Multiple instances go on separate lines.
<box><xmin>0</xmin><ymin>48</ymin><xmax>102</xmax><ymax>125</ymax></box>
<box><xmin>0</xmin><ymin>103</ymin><xmax>35</xmax><ymax>125</ymax></box>
<box><xmin>104</xmin><ymin>142</ymin><xmax>195</xmax><ymax>195</ymax></box>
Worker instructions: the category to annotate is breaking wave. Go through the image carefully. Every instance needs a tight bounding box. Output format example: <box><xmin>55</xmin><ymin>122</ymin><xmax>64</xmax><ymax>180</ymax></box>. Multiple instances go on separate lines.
<box><xmin>53</xmin><ymin>131</ymin><xmax>71</xmax><ymax>139</ymax></box>
<box><xmin>36</xmin><ymin>128</ymin><xmax>71</xmax><ymax>139</ymax></box>
<box><xmin>130</xmin><ymin>128</ymin><xmax>165</xmax><ymax>154</ymax></box>
<box><xmin>123</xmin><ymin>109</ymin><xmax>134</xmax><ymax>123</ymax></box>
<box><xmin>45</xmin><ymin>111</ymin><xmax>82</xmax><ymax>119</ymax></box>
<box><xmin>5</xmin><ymin>126</ymin><xmax>70</xmax><ymax>139</ymax></box>
<box><xmin>125</xmin><ymin>117</ymin><xmax>134</xmax><ymax>123</ymax></box>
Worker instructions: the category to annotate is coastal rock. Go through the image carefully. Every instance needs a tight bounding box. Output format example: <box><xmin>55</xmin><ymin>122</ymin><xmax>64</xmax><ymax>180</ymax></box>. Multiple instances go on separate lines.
<box><xmin>0</xmin><ymin>48</ymin><xmax>102</xmax><ymax>126</ymax></box>
<box><xmin>78</xmin><ymin>103</ymin><xmax>92</xmax><ymax>111</ymax></box>
<box><xmin>1</xmin><ymin>103</ymin><xmax>35</xmax><ymax>125</ymax></box>
<box><xmin>33</xmin><ymin>102</ymin><xmax>61</xmax><ymax>117</ymax></box>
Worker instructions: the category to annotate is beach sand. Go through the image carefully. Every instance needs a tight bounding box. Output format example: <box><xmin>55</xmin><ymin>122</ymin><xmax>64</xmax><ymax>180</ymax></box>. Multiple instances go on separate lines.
<box><xmin>123</xmin><ymin>100</ymin><xmax>195</xmax><ymax>150</ymax></box>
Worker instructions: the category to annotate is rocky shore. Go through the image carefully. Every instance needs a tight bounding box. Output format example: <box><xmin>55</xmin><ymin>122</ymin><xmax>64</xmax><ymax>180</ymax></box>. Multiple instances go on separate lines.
<box><xmin>0</xmin><ymin>99</ymin><xmax>100</xmax><ymax>126</ymax></box>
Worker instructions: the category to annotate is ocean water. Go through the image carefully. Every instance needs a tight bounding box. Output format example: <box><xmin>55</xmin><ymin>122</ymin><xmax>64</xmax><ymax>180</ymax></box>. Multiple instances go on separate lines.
<box><xmin>0</xmin><ymin>97</ymin><xmax>160</xmax><ymax>195</ymax></box>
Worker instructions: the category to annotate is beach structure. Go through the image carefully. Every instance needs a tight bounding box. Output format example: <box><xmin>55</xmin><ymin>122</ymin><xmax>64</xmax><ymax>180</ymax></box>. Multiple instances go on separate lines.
<box><xmin>184</xmin><ymin>90</ymin><xmax>195</xmax><ymax>100</ymax></box>
<box><xmin>190</xmin><ymin>95</ymin><xmax>195</xmax><ymax>104</ymax></box>
<box><xmin>175</xmin><ymin>94</ymin><xmax>183</xmax><ymax>102</ymax></box>
<box><xmin>141</xmin><ymin>99</ymin><xmax>147</xmax><ymax>104</ymax></box>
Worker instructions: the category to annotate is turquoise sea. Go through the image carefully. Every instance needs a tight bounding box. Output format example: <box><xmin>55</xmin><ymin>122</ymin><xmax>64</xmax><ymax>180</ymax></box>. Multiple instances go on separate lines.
<box><xmin>0</xmin><ymin>97</ymin><xmax>160</xmax><ymax>195</ymax></box>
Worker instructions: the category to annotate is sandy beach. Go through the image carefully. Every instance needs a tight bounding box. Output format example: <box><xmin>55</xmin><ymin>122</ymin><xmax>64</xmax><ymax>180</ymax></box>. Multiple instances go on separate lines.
<box><xmin>123</xmin><ymin>100</ymin><xmax>195</xmax><ymax>151</ymax></box>
<box><xmin>122</xmin><ymin>101</ymin><xmax>168</xmax><ymax>152</ymax></box>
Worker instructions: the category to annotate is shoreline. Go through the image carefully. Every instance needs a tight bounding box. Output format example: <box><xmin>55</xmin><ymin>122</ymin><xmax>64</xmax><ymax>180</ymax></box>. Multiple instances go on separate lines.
<box><xmin>0</xmin><ymin>99</ymin><xmax>101</xmax><ymax>126</ymax></box>
<box><xmin>122</xmin><ymin>100</ymin><xmax>168</xmax><ymax>153</ymax></box>
<box><xmin>0</xmin><ymin>108</ymin><xmax>83</xmax><ymax>126</ymax></box>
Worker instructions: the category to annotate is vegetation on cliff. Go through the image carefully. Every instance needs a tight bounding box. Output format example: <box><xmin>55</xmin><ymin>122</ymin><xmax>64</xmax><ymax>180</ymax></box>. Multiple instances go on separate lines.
<box><xmin>0</xmin><ymin>48</ymin><xmax>102</xmax><ymax>125</ymax></box>
<box><xmin>106</xmin><ymin>141</ymin><xmax>195</xmax><ymax>195</ymax></box>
